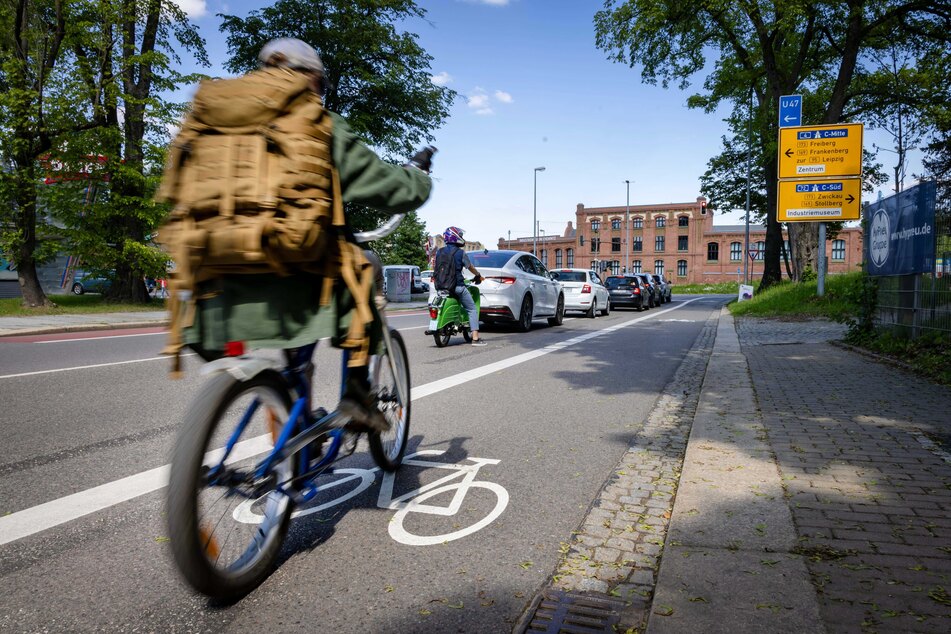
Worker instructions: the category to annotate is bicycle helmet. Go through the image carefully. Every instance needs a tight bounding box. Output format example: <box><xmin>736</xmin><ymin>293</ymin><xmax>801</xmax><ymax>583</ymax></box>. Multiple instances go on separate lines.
<box><xmin>258</xmin><ymin>38</ymin><xmax>325</xmax><ymax>74</ymax></box>
<box><xmin>443</xmin><ymin>226</ymin><xmax>465</xmax><ymax>245</ymax></box>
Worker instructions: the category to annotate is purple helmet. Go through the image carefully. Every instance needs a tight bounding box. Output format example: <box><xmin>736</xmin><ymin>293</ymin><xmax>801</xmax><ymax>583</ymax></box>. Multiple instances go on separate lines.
<box><xmin>443</xmin><ymin>226</ymin><xmax>465</xmax><ymax>245</ymax></box>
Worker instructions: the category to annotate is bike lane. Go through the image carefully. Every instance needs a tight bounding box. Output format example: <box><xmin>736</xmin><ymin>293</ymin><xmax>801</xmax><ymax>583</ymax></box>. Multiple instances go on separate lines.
<box><xmin>0</xmin><ymin>298</ymin><xmax>725</xmax><ymax>632</ymax></box>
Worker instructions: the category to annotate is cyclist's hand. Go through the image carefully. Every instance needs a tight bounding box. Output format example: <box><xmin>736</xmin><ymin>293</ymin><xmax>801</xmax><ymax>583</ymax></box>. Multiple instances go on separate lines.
<box><xmin>406</xmin><ymin>146</ymin><xmax>437</xmax><ymax>173</ymax></box>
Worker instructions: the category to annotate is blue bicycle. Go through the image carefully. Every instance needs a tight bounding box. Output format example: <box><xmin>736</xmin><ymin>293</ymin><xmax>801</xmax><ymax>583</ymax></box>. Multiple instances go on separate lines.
<box><xmin>166</xmin><ymin>217</ymin><xmax>411</xmax><ymax>601</ymax></box>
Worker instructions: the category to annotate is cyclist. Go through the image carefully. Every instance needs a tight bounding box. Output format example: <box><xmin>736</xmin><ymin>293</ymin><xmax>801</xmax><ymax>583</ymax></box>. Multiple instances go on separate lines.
<box><xmin>163</xmin><ymin>38</ymin><xmax>434</xmax><ymax>432</ymax></box>
<box><xmin>434</xmin><ymin>226</ymin><xmax>486</xmax><ymax>346</ymax></box>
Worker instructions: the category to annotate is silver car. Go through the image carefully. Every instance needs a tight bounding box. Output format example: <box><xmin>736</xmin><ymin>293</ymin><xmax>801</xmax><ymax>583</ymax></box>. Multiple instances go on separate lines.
<box><xmin>551</xmin><ymin>268</ymin><xmax>610</xmax><ymax>318</ymax></box>
<box><xmin>468</xmin><ymin>250</ymin><xmax>565</xmax><ymax>331</ymax></box>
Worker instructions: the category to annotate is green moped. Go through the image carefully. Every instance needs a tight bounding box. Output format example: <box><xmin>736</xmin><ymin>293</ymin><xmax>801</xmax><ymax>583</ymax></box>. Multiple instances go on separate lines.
<box><xmin>424</xmin><ymin>280</ymin><xmax>481</xmax><ymax>347</ymax></box>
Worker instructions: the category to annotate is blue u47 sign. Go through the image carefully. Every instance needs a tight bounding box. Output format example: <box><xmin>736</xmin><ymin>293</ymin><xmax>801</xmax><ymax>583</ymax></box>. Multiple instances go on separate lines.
<box><xmin>866</xmin><ymin>182</ymin><xmax>937</xmax><ymax>277</ymax></box>
<box><xmin>779</xmin><ymin>95</ymin><xmax>802</xmax><ymax>127</ymax></box>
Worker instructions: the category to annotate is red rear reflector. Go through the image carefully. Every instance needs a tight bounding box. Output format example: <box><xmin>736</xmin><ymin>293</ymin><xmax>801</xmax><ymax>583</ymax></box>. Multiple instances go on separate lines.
<box><xmin>429</xmin><ymin>307</ymin><xmax>438</xmax><ymax>319</ymax></box>
<box><xmin>224</xmin><ymin>341</ymin><xmax>245</xmax><ymax>357</ymax></box>
<box><xmin>581</xmin><ymin>284</ymin><xmax>591</xmax><ymax>294</ymax></box>
<box><xmin>634</xmin><ymin>288</ymin><xmax>640</xmax><ymax>294</ymax></box>
<box><xmin>488</xmin><ymin>276</ymin><xmax>516</xmax><ymax>285</ymax></box>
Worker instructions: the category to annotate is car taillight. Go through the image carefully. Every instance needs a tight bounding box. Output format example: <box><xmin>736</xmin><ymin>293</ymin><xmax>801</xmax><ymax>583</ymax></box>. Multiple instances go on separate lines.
<box><xmin>224</xmin><ymin>341</ymin><xmax>245</xmax><ymax>357</ymax></box>
<box><xmin>633</xmin><ymin>288</ymin><xmax>640</xmax><ymax>294</ymax></box>
<box><xmin>581</xmin><ymin>284</ymin><xmax>591</xmax><ymax>294</ymax></box>
<box><xmin>487</xmin><ymin>276</ymin><xmax>516</xmax><ymax>285</ymax></box>
<box><xmin>429</xmin><ymin>306</ymin><xmax>438</xmax><ymax>319</ymax></box>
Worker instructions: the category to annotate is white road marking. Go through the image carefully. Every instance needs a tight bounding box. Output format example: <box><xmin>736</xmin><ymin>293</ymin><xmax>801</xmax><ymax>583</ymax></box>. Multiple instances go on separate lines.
<box><xmin>38</xmin><ymin>332</ymin><xmax>164</xmax><ymax>344</ymax></box>
<box><xmin>0</xmin><ymin>355</ymin><xmax>195</xmax><ymax>380</ymax></box>
<box><xmin>0</xmin><ymin>299</ymin><xmax>700</xmax><ymax>545</ymax></box>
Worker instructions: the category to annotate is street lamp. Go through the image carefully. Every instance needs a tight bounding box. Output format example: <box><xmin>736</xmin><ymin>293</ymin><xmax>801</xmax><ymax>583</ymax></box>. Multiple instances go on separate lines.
<box><xmin>625</xmin><ymin>180</ymin><xmax>632</xmax><ymax>273</ymax></box>
<box><xmin>533</xmin><ymin>166</ymin><xmax>546</xmax><ymax>256</ymax></box>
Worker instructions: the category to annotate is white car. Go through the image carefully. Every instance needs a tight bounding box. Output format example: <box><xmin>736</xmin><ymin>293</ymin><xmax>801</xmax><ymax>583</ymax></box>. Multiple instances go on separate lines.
<box><xmin>466</xmin><ymin>250</ymin><xmax>565</xmax><ymax>331</ymax></box>
<box><xmin>552</xmin><ymin>268</ymin><xmax>610</xmax><ymax>318</ymax></box>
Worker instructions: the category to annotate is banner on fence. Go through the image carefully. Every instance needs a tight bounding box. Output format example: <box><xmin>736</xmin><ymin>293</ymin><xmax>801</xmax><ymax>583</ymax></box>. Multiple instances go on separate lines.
<box><xmin>865</xmin><ymin>181</ymin><xmax>936</xmax><ymax>277</ymax></box>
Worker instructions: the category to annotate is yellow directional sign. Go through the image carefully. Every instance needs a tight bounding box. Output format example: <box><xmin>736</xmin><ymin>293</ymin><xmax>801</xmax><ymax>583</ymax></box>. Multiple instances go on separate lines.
<box><xmin>778</xmin><ymin>123</ymin><xmax>863</xmax><ymax>179</ymax></box>
<box><xmin>778</xmin><ymin>178</ymin><xmax>862</xmax><ymax>222</ymax></box>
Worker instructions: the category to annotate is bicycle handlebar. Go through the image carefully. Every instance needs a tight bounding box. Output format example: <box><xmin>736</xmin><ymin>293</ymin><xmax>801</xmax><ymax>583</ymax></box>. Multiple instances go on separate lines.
<box><xmin>353</xmin><ymin>213</ymin><xmax>405</xmax><ymax>244</ymax></box>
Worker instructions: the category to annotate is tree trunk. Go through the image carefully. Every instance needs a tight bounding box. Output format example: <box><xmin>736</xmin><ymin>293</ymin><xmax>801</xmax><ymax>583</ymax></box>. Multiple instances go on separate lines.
<box><xmin>759</xmin><ymin>156</ymin><xmax>783</xmax><ymax>290</ymax></box>
<box><xmin>12</xmin><ymin>157</ymin><xmax>53</xmax><ymax>307</ymax></box>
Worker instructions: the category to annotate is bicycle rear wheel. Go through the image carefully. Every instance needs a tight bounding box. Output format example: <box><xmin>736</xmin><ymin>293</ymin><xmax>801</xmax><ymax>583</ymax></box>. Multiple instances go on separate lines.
<box><xmin>167</xmin><ymin>370</ymin><xmax>295</xmax><ymax>600</ymax></box>
<box><xmin>368</xmin><ymin>328</ymin><xmax>411</xmax><ymax>471</ymax></box>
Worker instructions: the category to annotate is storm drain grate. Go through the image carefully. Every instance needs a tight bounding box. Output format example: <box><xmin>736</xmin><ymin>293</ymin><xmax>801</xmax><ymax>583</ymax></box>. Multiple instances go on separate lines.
<box><xmin>516</xmin><ymin>589</ymin><xmax>625</xmax><ymax>633</ymax></box>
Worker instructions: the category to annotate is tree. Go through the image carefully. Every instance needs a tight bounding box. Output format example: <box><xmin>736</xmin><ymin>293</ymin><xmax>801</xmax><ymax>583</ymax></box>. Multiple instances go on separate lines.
<box><xmin>594</xmin><ymin>1</ymin><xmax>951</xmax><ymax>290</ymax></box>
<box><xmin>218</xmin><ymin>0</ymin><xmax>455</xmax><ymax>233</ymax></box>
<box><xmin>0</xmin><ymin>0</ymin><xmax>102</xmax><ymax>307</ymax></box>
<box><xmin>371</xmin><ymin>210</ymin><xmax>428</xmax><ymax>267</ymax></box>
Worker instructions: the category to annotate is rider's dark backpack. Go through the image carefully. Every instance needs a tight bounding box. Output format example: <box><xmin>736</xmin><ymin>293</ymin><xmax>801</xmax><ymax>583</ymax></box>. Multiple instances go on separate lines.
<box><xmin>433</xmin><ymin>246</ymin><xmax>458</xmax><ymax>292</ymax></box>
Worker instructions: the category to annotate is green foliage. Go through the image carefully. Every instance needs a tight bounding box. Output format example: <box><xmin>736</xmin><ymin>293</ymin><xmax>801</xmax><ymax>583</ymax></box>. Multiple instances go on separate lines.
<box><xmin>0</xmin><ymin>294</ymin><xmax>165</xmax><ymax>317</ymax></box>
<box><xmin>862</xmin><ymin>332</ymin><xmax>951</xmax><ymax>385</ymax></box>
<box><xmin>369</xmin><ymin>210</ymin><xmax>428</xmax><ymax>267</ymax></box>
<box><xmin>219</xmin><ymin>0</ymin><xmax>455</xmax><ymax>160</ymax></box>
<box><xmin>728</xmin><ymin>272</ymin><xmax>864</xmax><ymax>320</ymax></box>
<box><xmin>840</xmin><ymin>272</ymin><xmax>879</xmax><ymax>344</ymax></box>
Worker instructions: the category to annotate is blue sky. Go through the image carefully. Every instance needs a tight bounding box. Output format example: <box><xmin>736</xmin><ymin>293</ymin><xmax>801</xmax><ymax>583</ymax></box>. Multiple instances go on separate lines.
<box><xmin>174</xmin><ymin>0</ymin><xmax>920</xmax><ymax>244</ymax></box>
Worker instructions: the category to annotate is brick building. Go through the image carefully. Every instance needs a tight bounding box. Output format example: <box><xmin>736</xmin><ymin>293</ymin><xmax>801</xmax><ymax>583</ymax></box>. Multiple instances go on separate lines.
<box><xmin>496</xmin><ymin>197</ymin><xmax>863</xmax><ymax>284</ymax></box>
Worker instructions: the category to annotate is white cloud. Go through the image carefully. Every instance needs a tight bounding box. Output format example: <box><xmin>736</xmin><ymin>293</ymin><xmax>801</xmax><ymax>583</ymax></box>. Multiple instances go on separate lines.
<box><xmin>171</xmin><ymin>0</ymin><xmax>208</xmax><ymax>18</ymax></box>
<box><xmin>467</xmin><ymin>93</ymin><xmax>494</xmax><ymax>115</ymax></box>
<box><xmin>431</xmin><ymin>71</ymin><xmax>453</xmax><ymax>86</ymax></box>
<box><xmin>494</xmin><ymin>90</ymin><xmax>513</xmax><ymax>104</ymax></box>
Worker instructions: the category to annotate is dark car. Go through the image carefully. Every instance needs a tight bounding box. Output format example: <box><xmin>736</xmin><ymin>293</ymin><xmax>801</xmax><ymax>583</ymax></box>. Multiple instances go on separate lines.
<box><xmin>71</xmin><ymin>270</ymin><xmax>112</xmax><ymax>295</ymax></box>
<box><xmin>605</xmin><ymin>275</ymin><xmax>647</xmax><ymax>311</ymax></box>
<box><xmin>633</xmin><ymin>273</ymin><xmax>662</xmax><ymax>308</ymax></box>
<box><xmin>650</xmin><ymin>273</ymin><xmax>672</xmax><ymax>304</ymax></box>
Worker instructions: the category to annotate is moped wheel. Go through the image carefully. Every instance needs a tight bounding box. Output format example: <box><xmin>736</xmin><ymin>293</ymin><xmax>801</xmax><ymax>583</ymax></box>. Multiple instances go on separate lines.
<box><xmin>166</xmin><ymin>370</ymin><xmax>294</xmax><ymax>601</ymax></box>
<box><xmin>433</xmin><ymin>330</ymin><xmax>451</xmax><ymax>347</ymax></box>
<box><xmin>369</xmin><ymin>329</ymin><xmax>411</xmax><ymax>472</ymax></box>
<box><xmin>462</xmin><ymin>327</ymin><xmax>473</xmax><ymax>343</ymax></box>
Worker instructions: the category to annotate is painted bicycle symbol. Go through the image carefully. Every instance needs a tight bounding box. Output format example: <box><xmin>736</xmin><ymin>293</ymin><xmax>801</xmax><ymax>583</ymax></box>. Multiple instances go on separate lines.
<box><xmin>233</xmin><ymin>450</ymin><xmax>509</xmax><ymax>546</ymax></box>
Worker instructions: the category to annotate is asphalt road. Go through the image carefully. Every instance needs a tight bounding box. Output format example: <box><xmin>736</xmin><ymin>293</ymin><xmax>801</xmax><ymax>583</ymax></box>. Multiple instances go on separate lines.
<box><xmin>0</xmin><ymin>295</ymin><xmax>729</xmax><ymax>633</ymax></box>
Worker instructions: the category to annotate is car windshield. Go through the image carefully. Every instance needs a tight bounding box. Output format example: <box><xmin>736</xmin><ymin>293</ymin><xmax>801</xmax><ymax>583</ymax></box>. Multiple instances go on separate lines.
<box><xmin>553</xmin><ymin>271</ymin><xmax>585</xmax><ymax>282</ymax></box>
<box><xmin>468</xmin><ymin>251</ymin><xmax>515</xmax><ymax>267</ymax></box>
<box><xmin>605</xmin><ymin>277</ymin><xmax>633</xmax><ymax>289</ymax></box>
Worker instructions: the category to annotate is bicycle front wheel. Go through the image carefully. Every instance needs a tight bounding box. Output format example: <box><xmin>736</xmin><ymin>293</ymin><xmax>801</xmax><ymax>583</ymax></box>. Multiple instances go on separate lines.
<box><xmin>368</xmin><ymin>328</ymin><xmax>411</xmax><ymax>471</ymax></box>
<box><xmin>166</xmin><ymin>370</ymin><xmax>295</xmax><ymax>600</ymax></box>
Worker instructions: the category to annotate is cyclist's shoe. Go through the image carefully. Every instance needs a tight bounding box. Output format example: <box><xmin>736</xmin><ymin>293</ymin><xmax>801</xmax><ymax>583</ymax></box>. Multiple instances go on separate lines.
<box><xmin>307</xmin><ymin>407</ymin><xmax>329</xmax><ymax>459</ymax></box>
<box><xmin>338</xmin><ymin>389</ymin><xmax>390</xmax><ymax>434</ymax></box>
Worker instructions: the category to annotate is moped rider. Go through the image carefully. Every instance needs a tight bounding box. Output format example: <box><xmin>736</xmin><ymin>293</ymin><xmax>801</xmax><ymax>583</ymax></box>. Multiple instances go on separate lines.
<box><xmin>434</xmin><ymin>226</ymin><xmax>486</xmax><ymax>346</ymax></box>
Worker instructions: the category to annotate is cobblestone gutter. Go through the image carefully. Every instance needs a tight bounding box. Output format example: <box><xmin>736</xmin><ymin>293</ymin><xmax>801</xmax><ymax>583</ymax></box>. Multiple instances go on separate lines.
<box><xmin>516</xmin><ymin>315</ymin><xmax>718</xmax><ymax>633</ymax></box>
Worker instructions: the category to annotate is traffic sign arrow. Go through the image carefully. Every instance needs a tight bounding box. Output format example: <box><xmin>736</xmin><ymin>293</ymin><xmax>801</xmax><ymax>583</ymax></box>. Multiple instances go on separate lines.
<box><xmin>845</xmin><ymin>194</ymin><xmax>855</xmax><ymax>204</ymax></box>
<box><xmin>784</xmin><ymin>148</ymin><xmax>794</xmax><ymax>158</ymax></box>
<box><xmin>783</xmin><ymin>115</ymin><xmax>796</xmax><ymax>123</ymax></box>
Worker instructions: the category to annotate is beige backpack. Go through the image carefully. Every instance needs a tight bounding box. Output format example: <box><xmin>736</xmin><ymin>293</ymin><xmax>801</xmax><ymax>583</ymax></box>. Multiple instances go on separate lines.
<box><xmin>156</xmin><ymin>67</ymin><xmax>373</xmax><ymax>376</ymax></box>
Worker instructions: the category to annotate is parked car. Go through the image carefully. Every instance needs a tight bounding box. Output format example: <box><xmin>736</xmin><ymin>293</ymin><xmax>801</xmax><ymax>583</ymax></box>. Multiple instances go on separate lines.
<box><xmin>651</xmin><ymin>273</ymin><xmax>672</xmax><ymax>304</ymax></box>
<box><xmin>467</xmin><ymin>250</ymin><xmax>565</xmax><ymax>331</ymax></box>
<box><xmin>421</xmin><ymin>269</ymin><xmax>434</xmax><ymax>287</ymax></box>
<box><xmin>633</xmin><ymin>273</ymin><xmax>662</xmax><ymax>308</ymax></box>
<box><xmin>71</xmin><ymin>270</ymin><xmax>111</xmax><ymax>295</ymax></box>
<box><xmin>551</xmin><ymin>268</ymin><xmax>609</xmax><ymax>318</ymax></box>
<box><xmin>605</xmin><ymin>274</ymin><xmax>648</xmax><ymax>311</ymax></box>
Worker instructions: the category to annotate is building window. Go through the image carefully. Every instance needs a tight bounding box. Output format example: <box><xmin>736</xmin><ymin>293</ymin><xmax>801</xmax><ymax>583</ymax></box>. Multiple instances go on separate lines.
<box><xmin>707</xmin><ymin>242</ymin><xmax>719</xmax><ymax>261</ymax></box>
<box><xmin>611</xmin><ymin>237</ymin><xmax>621</xmax><ymax>252</ymax></box>
<box><xmin>611</xmin><ymin>218</ymin><xmax>621</xmax><ymax>230</ymax></box>
<box><xmin>832</xmin><ymin>239</ymin><xmax>845</xmax><ymax>261</ymax></box>
<box><xmin>754</xmin><ymin>241</ymin><xmax>765</xmax><ymax>260</ymax></box>
<box><xmin>591</xmin><ymin>219</ymin><xmax>600</xmax><ymax>232</ymax></box>
<box><xmin>610</xmin><ymin>260</ymin><xmax>620</xmax><ymax>274</ymax></box>
<box><xmin>730</xmin><ymin>242</ymin><xmax>742</xmax><ymax>261</ymax></box>
<box><xmin>678</xmin><ymin>235</ymin><xmax>688</xmax><ymax>251</ymax></box>
<box><xmin>566</xmin><ymin>248</ymin><xmax>574</xmax><ymax>267</ymax></box>
<box><xmin>633</xmin><ymin>236</ymin><xmax>642</xmax><ymax>252</ymax></box>
<box><xmin>677</xmin><ymin>260</ymin><xmax>687</xmax><ymax>276</ymax></box>
<box><xmin>632</xmin><ymin>259</ymin><xmax>642</xmax><ymax>273</ymax></box>
<box><xmin>655</xmin><ymin>235</ymin><xmax>665</xmax><ymax>252</ymax></box>
<box><xmin>632</xmin><ymin>217</ymin><xmax>643</xmax><ymax>229</ymax></box>
<box><xmin>541</xmin><ymin>249</ymin><xmax>548</xmax><ymax>267</ymax></box>
<box><xmin>678</xmin><ymin>216</ymin><xmax>689</xmax><ymax>227</ymax></box>
<box><xmin>555</xmin><ymin>249</ymin><xmax>562</xmax><ymax>268</ymax></box>
<box><xmin>655</xmin><ymin>260</ymin><xmax>665</xmax><ymax>275</ymax></box>
<box><xmin>590</xmin><ymin>237</ymin><xmax>600</xmax><ymax>253</ymax></box>
<box><xmin>655</xmin><ymin>216</ymin><xmax>666</xmax><ymax>228</ymax></box>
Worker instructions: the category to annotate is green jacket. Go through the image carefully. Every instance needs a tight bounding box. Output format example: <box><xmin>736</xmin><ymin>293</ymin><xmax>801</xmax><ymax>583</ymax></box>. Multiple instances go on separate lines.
<box><xmin>182</xmin><ymin>112</ymin><xmax>432</xmax><ymax>357</ymax></box>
